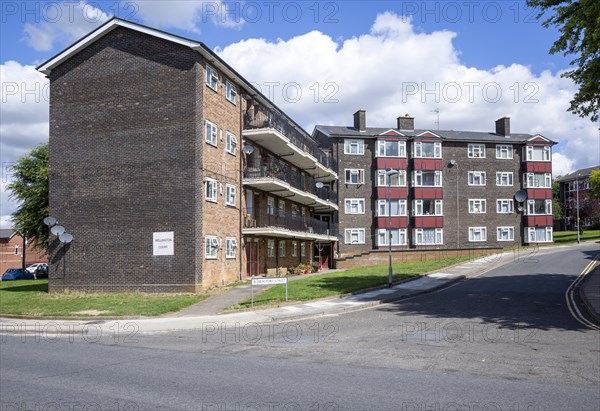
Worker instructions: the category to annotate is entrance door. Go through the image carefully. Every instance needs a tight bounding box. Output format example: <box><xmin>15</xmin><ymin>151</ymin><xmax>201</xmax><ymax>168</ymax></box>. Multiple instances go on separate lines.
<box><xmin>245</xmin><ymin>241</ymin><xmax>259</xmax><ymax>276</ymax></box>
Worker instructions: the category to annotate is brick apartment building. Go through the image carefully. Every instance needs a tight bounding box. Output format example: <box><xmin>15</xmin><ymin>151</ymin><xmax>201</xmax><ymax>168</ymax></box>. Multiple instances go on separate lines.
<box><xmin>0</xmin><ymin>229</ymin><xmax>47</xmax><ymax>275</ymax></box>
<box><xmin>37</xmin><ymin>18</ymin><xmax>337</xmax><ymax>292</ymax></box>
<box><xmin>556</xmin><ymin>166</ymin><xmax>600</xmax><ymax>231</ymax></box>
<box><xmin>313</xmin><ymin>111</ymin><xmax>556</xmax><ymax>258</ymax></box>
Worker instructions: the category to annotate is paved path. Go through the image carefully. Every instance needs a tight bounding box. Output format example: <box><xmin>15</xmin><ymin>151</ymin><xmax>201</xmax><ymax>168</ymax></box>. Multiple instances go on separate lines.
<box><xmin>581</xmin><ymin>264</ymin><xmax>600</xmax><ymax>322</ymax></box>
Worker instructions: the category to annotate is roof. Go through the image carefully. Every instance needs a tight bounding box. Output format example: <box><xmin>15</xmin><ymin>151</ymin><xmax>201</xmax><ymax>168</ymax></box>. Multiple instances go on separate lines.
<box><xmin>556</xmin><ymin>165</ymin><xmax>600</xmax><ymax>181</ymax></box>
<box><xmin>0</xmin><ymin>229</ymin><xmax>17</xmax><ymax>240</ymax></box>
<box><xmin>36</xmin><ymin>17</ymin><xmax>316</xmax><ymax>143</ymax></box>
<box><xmin>314</xmin><ymin>125</ymin><xmax>556</xmax><ymax>144</ymax></box>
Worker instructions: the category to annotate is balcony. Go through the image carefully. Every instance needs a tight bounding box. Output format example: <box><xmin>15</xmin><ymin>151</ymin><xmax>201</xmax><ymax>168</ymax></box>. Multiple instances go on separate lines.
<box><xmin>243</xmin><ymin>208</ymin><xmax>339</xmax><ymax>242</ymax></box>
<box><xmin>243</xmin><ymin>109</ymin><xmax>337</xmax><ymax>182</ymax></box>
<box><xmin>244</xmin><ymin>157</ymin><xmax>338</xmax><ymax>211</ymax></box>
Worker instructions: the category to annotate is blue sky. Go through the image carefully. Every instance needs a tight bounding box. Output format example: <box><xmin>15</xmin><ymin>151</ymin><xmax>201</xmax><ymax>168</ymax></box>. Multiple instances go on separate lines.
<box><xmin>1</xmin><ymin>1</ymin><xmax>598</xmax><ymax>225</ymax></box>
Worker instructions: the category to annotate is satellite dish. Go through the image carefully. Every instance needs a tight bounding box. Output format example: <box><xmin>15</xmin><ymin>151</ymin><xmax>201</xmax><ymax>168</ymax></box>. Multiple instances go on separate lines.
<box><xmin>59</xmin><ymin>233</ymin><xmax>73</xmax><ymax>244</ymax></box>
<box><xmin>242</xmin><ymin>145</ymin><xmax>254</xmax><ymax>155</ymax></box>
<box><xmin>514</xmin><ymin>190</ymin><xmax>527</xmax><ymax>202</ymax></box>
<box><xmin>450</xmin><ymin>159</ymin><xmax>457</xmax><ymax>165</ymax></box>
<box><xmin>315</xmin><ymin>181</ymin><xmax>324</xmax><ymax>189</ymax></box>
<box><xmin>43</xmin><ymin>216</ymin><xmax>57</xmax><ymax>226</ymax></box>
<box><xmin>51</xmin><ymin>225</ymin><xmax>65</xmax><ymax>236</ymax></box>
<box><xmin>517</xmin><ymin>205</ymin><xmax>525</xmax><ymax>212</ymax></box>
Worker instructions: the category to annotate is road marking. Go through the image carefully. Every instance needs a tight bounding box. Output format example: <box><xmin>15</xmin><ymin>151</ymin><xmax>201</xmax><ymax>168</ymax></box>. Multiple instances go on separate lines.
<box><xmin>565</xmin><ymin>253</ymin><xmax>600</xmax><ymax>330</ymax></box>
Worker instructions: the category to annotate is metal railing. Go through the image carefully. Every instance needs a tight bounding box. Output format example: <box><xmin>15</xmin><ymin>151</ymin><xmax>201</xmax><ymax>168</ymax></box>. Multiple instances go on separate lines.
<box><xmin>244</xmin><ymin>208</ymin><xmax>338</xmax><ymax>237</ymax></box>
<box><xmin>244</xmin><ymin>157</ymin><xmax>338</xmax><ymax>204</ymax></box>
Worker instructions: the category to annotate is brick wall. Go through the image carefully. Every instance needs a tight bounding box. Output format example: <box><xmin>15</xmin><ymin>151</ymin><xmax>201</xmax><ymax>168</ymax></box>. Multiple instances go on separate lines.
<box><xmin>0</xmin><ymin>235</ymin><xmax>48</xmax><ymax>275</ymax></box>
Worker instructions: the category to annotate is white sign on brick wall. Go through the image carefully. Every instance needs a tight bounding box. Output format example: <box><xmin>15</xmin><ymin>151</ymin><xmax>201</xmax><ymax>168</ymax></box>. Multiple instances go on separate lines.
<box><xmin>153</xmin><ymin>232</ymin><xmax>174</xmax><ymax>256</ymax></box>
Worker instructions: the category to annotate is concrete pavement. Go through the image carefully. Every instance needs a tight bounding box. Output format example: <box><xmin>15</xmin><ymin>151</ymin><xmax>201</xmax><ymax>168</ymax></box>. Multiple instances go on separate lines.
<box><xmin>580</xmin><ymin>264</ymin><xmax>600</xmax><ymax>323</ymax></box>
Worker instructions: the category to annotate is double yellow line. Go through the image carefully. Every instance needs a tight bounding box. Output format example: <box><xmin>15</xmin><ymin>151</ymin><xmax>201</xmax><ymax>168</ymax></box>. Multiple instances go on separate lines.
<box><xmin>565</xmin><ymin>254</ymin><xmax>600</xmax><ymax>330</ymax></box>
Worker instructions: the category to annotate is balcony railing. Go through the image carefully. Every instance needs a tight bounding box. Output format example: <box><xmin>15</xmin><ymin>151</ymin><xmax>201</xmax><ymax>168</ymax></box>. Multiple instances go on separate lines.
<box><xmin>244</xmin><ymin>157</ymin><xmax>338</xmax><ymax>204</ymax></box>
<box><xmin>244</xmin><ymin>208</ymin><xmax>338</xmax><ymax>237</ymax></box>
<box><xmin>244</xmin><ymin>108</ymin><xmax>333</xmax><ymax>170</ymax></box>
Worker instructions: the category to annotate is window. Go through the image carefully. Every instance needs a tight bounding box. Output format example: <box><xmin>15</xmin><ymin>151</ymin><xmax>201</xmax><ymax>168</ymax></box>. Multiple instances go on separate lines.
<box><xmin>377</xmin><ymin>170</ymin><xmax>406</xmax><ymax>187</ymax></box>
<box><xmin>345</xmin><ymin>169</ymin><xmax>365</xmax><ymax>184</ymax></box>
<box><xmin>413</xmin><ymin>170</ymin><xmax>442</xmax><ymax>187</ymax></box>
<box><xmin>267</xmin><ymin>197</ymin><xmax>275</xmax><ymax>215</ymax></box>
<box><xmin>292</xmin><ymin>241</ymin><xmax>298</xmax><ymax>257</ymax></box>
<box><xmin>344</xmin><ymin>139</ymin><xmax>364</xmax><ymax>155</ymax></box>
<box><xmin>413</xmin><ymin>199</ymin><xmax>443</xmax><ymax>216</ymax></box>
<box><xmin>525</xmin><ymin>146</ymin><xmax>551</xmax><ymax>161</ymax></box>
<box><xmin>279</xmin><ymin>240</ymin><xmax>286</xmax><ymax>257</ymax></box>
<box><xmin>205</xmin><ymin>236</ymin><xmax>219</xmax><ymax>259</ymax></box>
<box><xmin>496</xmin><ymin>172</ymin><xmax>513</xmax><ymax>186</ymax></box>
<box><xmin>225</xmin><ymin>184</ymin><xmax>236</xmax><ymax>206</ymax></box>
<box><xmin>469</xmin><ymin>199</ymin><xmax>486</xmax><ymax>213</ymax></box>
<box><xmin>524</xmin><ymin>173</ymin><xmax>551</xmax><ymax>188</ymax></box>
<box><xmin>497</xmin><ymin>227</ymin><xmax>515</xmax><ymax>241</ymax></box>
<box><xmin>226</xmin><ymin>80</ymin><xmax>237</xmax><ymax>104</ymax></box>
<box><xmin>278</xmin><ymin>200</ymin><xmax>285</xmax><ymax>216</ymax></box>
<box><xmin>377</xmin><ymin>199</ymin><xmax>407</xmax><ymax>216</ymax></box>
<box><xmin>527</xmin><ymin>199</ymin><xmax>552</xmax><ymax>215</ymax></box>
<box><xmin>345</xmin><ymin>198</ymin><xmax>365</xmax><ymax>214</ymax></box>
<box><xmin>468</xmin><ymin>227</ymin><xmax>487</xmax><ymax>242</ymax></box>
<box><xmin>300</xmin><ymin>242</ymin><xmax>306</xmax><ymax>257</ymax></box>
<box><xmin>527</xmin><ymin>227</ymin><xmax>552</xmax><ymax>243</ymax></box>
<box><xmin>496</xmin><ymin>145</ymin><xmax>513</xmax><ymax>159</ymax></box>
<box><xmin>345</xmin><ymin>228</ymin><xmax>365</xmax><ymax>244</ymax></box>
<box><xmin>496</xmin><ymin>199</ymin><xmax>514</xmax><ymax>213</ymax></box>
<box><xmin>205</xmin><ymin>178</ymin><xmax>217</xmax><ymax>202</ymax></box>
<box><xmin>225</xmin><ymin>237</ymin><xmax>237</xmax><ymax>259</ymax></box>
<box><xmin>414</xmin><ymin>228</ymin><xmax>443</xmax><ymax>245</ymax></box>
<box><xmin>205</xmin><ymin>121</ymin><xmax>218</xmax><ymax>146</ymax></box>
<box><xmin>377</xmin><ymin>229</ymin><xmax>407</xmax><ymax>246</ymax></box>
<box><xmin>468</xmin><ymin>144</ymin><xmax>486</xmax><ymax>158</ymax></box>
<box><xmin>226</xmin><ymin>132</ymin><xmax>237</xmax><ymax>155</ymax></box>
<box><xmin>267</xmin><ymin>239</ymin><xmax>275</xmax><ymax>257</ymax></box>
<box><xmin>468</xmin><ymin>171</ymin><xmax>486</xmax><ymax>186</ymax></box>
<box><xmin>377</xmin><ymin>140</ymin><xmax>406</xmax><ymax>157</ymax></box>
<box><xmin>413</xmin><ymin>141</ymin><xmax>442</xmax><ymax>158</ymax></box>
<box><xmin>206</xmin><ymin>65</ymin><xmax>218</xmax><ymax>90</ymax></box>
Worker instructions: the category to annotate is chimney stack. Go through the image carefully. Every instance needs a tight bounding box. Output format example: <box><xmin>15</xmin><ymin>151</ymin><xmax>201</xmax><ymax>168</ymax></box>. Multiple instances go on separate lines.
<box><xmin>353</xmin><ymin>109</ymin><xmax>366</xmax><ymax>131</ymax></box>
<box><xmin>397</xmin><ymin>114</ymin><xmax>414</xmax><ymax>131</ymax></box>
<box><xmin>495</xmin><ymin>117</ymin><xmax>510</xmax><ymax>137</ymax></box>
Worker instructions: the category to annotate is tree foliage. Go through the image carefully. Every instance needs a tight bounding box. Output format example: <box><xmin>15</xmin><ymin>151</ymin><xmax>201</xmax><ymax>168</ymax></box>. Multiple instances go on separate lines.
<box><xmin>7</xmin><ymin>144</ymin><xmax>49</xmax><ymax>251</ymax></box>
<box><xmin>527</xmin><ymin>0</ymin><xmax>600</xmax><ymax>122</ymax></box>
<box><xmin>589</xmin><ymin>169</ymin><xmax>600</xmax><ymax>199</ymax></box>
<box><xmin>552</xmin><ymin>179</ymin><xmax>564</xmax><ymax>220</ymax></box>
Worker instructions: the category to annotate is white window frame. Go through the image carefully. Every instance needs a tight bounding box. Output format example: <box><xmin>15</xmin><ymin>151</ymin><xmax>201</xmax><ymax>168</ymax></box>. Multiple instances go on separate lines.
<box><xmin>279</xmin><ymin>240</ymin><xmax>286</xmax><ymax>257</ymax></box>
<box><xmin>344</xmin><ymin>139</ymin><xmax>365</xmax><ymax>155</ymax></box>
<box><xmin>525</xmin><ymin>145</ymin><xmax>551</xmax><ymax>162</ymax></box>
<box><xmin>468</xmin><ymin>171</ymin><xmax>486</xmax><ymax>186</ymax></box>
<box><xmin>345</xmin><ymin>198</ymin><xmax>365</xmax><ymax>214</ymax></box>
<box><xmin>413</xmin><ymin>141</ymin><xmax>442</xmax><ymax>158</ymax></box>
<box><xmin>413</xmin><ymin>199</ymin><xmax>443</xmax><ymax>216</ymax></box>
<box><xmin>496</xmin><ymin>172</ymin><xmax>513</xmax><ymax>186</ymax></box>
<box><xmin>225</xmin><ymin>237</ymin><xmax>237</xmax><ymax>259</ymax></box>
<box><xmin>300</xmin><ymin>242</ymin><xmax>306</xmax><ymax>257</ymax></box>
<box><xmin>225</xmin><ymin>80</ymin><xmax>237</xmax><ymax>104</ymax></box>
<box><xmin>527</xmin><ymin>199</ymin><xmax>552</xmax><ymax>215</ymax></box>
<box><xmin>345</xmin><ymin>169</ymin><xmax>365</xmax><ymax>184</ymax></box>
<box><xmin>377</xmin><ymin>199</ymin><xmax>407</xmax><ymax>217</ymax></box>
<box><xmin>267</xmin><ymin>197</ymin><xmax>275</xmax><ymax>215</ymax></box>
<box><xmin>205</xmin><ymin>236</ymin><xmax>219</xmax><ymax>259</ymax></box>
<box><xmin>414</xmin><ymin>228</ymin><xmax>443</xmax><ymax>245</ymax></box>
<box><xmin>468</xmin><ymin>227</ymin><xmax>487</xmax><ymax>242</ymax></box>
<box><xmin>376</xmin><ymin>140</ymin><xmax>406</xmax><ymax>157</ymax></box>
<box><xmin>225</xmin><ymin>132</ymin><xmax>237</xmax><ymax>155</ymax></box>
<box><xmin>292</xmin><ymin>241</ymin><xmax>298</xmax><ymax>257</ymax></box>
<box><xmin>413</xmin><ymin>170</ymin><xmax>442</xmax><ymax>187</ymax></box>
<box><xmin>345</xmin><ymin>228</ymin><xmax>366</xmax><ymax>244</ymax></box>
<box><xmin>205</xmin><ymin>120</ymin><xmax>218</xmax><ymax>146</ymax></box>
<box><xmin>267</xmin><ymin>239</ymin><xmax>275</xmax><ymax>258</ymax></box>
<box><xmin>205</xmin><ymin>178</ymin><xmax>217</xmax><ymax>202</ymax></box>
<box><xmin>526</xmin><ymin>226</ymin><xmax>553</xmax><ymax>243</ymax></box>
<box><xmin>496</xmin><ymin>199</ymin><xmax>514</xmax><ymax>213</ymax></box>
<box><xmin>495</xmin><ymin>145</ymin><xmax>513</xmax><ymax>159</ymax></box>
<box><xmin>225</xmin><ymin>184</ymin><xmax>236</xmax><ymax>207</ymax></box>
<box><xmin>497</xmin><ymin>227</ymin><xmax>515</xmax><ymax>241</ymax></box>
<box><xmin>377</xmin><ymin>228</ymin><xmax>407</xmax><ymax>246</ymax></box>
<box><xmin>468</xmin><ymin>144</ymin><xmax>486</xmax><ymax>158</ymax></box>
<box><xmin>206</xmin><ymin>65</ymin><xmax>218</xmax><ymax>90</ymax></box>
<box><xmin>525</xmin><ymin>173</ymin><xmax>552</xmax><ymax>188</ymax></box>
<box><xmin>377</xmin><ymin>170</ymin><xmax>406</xmax><ymax>187</ymax></box>
<box><xmin>469</xmin><ymin>199</ymin><xmax>487</xmax><ymax>214</ymax></box>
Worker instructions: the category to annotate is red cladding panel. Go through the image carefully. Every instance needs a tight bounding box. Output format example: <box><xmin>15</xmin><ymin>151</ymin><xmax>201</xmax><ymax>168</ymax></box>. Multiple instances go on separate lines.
<box><xmin>412</xmin><ymin>216</ymin><xmax>444</xmax><ymax>228</ymax></box>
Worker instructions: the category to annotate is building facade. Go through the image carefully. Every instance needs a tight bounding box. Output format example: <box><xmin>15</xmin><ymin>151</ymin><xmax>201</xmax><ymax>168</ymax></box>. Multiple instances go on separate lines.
<box><xmin>38</xmin><ymin>18</ymin><xmax>337</xmax><ymax>292</ymax></box>
<box><xmin>313</xmin><ymin>111</ymin><xmax>555</xmax><ymax>258</ymax></box>
<box><xmin>557</xmin><ymin>166</ymin><xmax>600</xmax><ymax>231</ymax></box>
<box><xmin>0</xmin><ymin>229</ymin><xmax>48</xmax><ymax>275</ymax></box>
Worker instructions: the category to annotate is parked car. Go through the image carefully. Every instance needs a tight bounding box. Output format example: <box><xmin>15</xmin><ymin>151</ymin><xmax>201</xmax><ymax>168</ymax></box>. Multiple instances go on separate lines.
<box><xmin>33</xmin><ymin>265</ymin><xmax>48</xmax><ymax>279</ymax></box>
<box><xmin>1</xmin><ymin>268</ymin><xmax>34</xmax><ymax>281</ymax></box>
<box><xmin>26</xmin><ymin>263</ymin><xmax>47</xmax><ymax>274</ymax></box>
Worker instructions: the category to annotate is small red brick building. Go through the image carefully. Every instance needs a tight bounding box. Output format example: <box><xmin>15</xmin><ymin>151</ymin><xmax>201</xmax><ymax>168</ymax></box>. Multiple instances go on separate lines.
<box><xmin>0</xmin><ymin>229</ymin><xmax>48</xmax><ymax>275</ymax></box>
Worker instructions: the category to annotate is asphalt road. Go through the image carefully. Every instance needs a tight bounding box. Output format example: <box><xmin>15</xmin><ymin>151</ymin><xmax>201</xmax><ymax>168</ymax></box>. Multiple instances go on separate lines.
<box><xmin>1</xmin><ymin>243</ymin><xmax>599</xmax><ymax>410</ymax></box>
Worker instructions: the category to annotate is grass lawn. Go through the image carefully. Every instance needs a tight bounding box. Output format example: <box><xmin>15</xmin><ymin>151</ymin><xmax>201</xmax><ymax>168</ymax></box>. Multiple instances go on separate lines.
<box><xmin>553</xmin><ymin>230</ymin><xmax>600</xmax><ymax>243</ymax></box>
<box><xmin>234</xmin><ymin>254</ymin><xmax>477</xmax><ymax>309</ymax></box>
<box><xmin>0</xmin><ymin>280</ymin><xmax>207</xmax><ymax>317</ymax></box>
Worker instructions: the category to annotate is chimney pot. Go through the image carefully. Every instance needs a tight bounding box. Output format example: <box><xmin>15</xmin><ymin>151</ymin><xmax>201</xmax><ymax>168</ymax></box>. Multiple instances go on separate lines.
<box><xmin>353</xmin><ymin>110</ymin><xmax>366</xmax><ymax>131</ymax></box>
<box><xmin>397</xmin><ymin>114</ymin><xmax>414</xmax><ymax>131</ymax></box>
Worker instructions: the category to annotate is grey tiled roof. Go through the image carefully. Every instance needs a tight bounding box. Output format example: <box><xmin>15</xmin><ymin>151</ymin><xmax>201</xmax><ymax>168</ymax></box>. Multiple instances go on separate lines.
<box><xmin>0</xmin><ymin>229</ymin><xmax>16</xmax><ymax>239</ymax></box>
<box><xmin>556</xmin><ymin>165</ymin><xmax>600</xmax><ymax>181</ymax></box>
<box><xmin>314</xmin><ymin>125</ymin><xmax>555</xmax><ymax>144</ymax></box>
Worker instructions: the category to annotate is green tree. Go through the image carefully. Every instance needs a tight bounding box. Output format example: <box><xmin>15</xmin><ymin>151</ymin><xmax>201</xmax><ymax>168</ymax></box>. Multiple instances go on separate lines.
<box><xmin>552</xmin><ymin>179</ymin><xmax>564</xmax><ymax>220</ymax></box>
<box><xmin>589</xmin><ymin>169</ymin><xmax>600</xmax><ymax>199</ymax></box>
<box><xmin>7</xmin><ymin>144</ymin><xmax>49</xmax><ymax>251</ymax></box>
<box><xmin>527</xmin><ymin>0</ymin><xmax>600</xmax><ymax>122</ymax></box>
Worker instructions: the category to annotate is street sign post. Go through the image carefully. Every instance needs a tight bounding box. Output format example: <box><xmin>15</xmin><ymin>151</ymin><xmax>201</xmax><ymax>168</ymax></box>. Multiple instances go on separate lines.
<box><xmin>251</xmin><ymin>277</ymin><xmax>288</xmax><ymax>308</ymax></box>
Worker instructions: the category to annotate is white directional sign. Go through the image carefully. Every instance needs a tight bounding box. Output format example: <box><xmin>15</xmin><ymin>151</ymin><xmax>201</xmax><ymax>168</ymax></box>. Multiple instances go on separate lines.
<box><xmin>252</xmin><ymin>277</ymin><xmax>288</xmax><ymax>285</ymax></box>
<box><xmin>153</xmin><ymin>232</ymin><xmax>174</xmax><ymax>256</ymax></box>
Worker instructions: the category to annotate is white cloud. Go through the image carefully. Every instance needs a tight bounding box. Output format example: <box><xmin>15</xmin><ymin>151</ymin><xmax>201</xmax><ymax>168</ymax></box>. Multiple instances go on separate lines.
<box><xmin>217</xmin><ymin>11</ymin><xmax>599</xmax><ymax>172</ymax></box>
<box><xmin>131</xmin><ymin>0</ymin><xmax>244</xmax><ymax>33</ymax></box>
<box><xmin>22</xmin><ymin>1</ymin><xmax>109</xmax><ymax>51</ymax></box>
<box><xmin>552</xmin><ymin>153</ymin><xmax>575</xmax><ymax>177</ymax></box>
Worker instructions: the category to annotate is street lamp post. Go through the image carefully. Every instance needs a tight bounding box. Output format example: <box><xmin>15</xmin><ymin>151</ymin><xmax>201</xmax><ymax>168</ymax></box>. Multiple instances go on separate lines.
<box><xmin>386</xmin><ymin>169</ymin><xmax>399</xmax><ymax>288</ymax></box>
<box><xmin>576</xmin><ymin>174</ymin><xmax>581</xmax><ymax>243</ymax></box>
